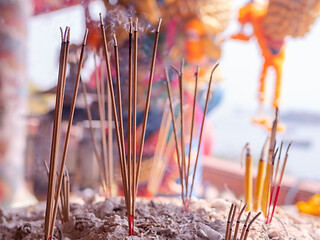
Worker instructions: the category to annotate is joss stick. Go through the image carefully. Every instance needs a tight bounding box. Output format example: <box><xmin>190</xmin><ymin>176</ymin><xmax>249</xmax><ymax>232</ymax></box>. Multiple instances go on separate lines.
<box><xmin>43</xmin><ymin>161</ymin><xmax>63</xmax><ymax>223</ymax></box>
<box><xmin>244</xmin><ymin>145</ymin><xmax>252</xmax><ymax>211</ymax></box>
<box><xmin>186</xmin><ymin>66</ymin><xmax>199</xmax><ymax>198</ymax></box>
<box><xmin>239</xmin><ymin>212</ymin><xmax>251</xmax><ymax>240</ymax></box>
<box><xmin>243</xmin><ymin>212</ymin><xmax>262</xmax><ymax>240</ymax></box>
<box><xmin>233</xmin><ymin>203</ymin><xmax>248</xmax><ymax>240</ymax></box>
<box><xmin>80</xmin><ymin>77</ymin><xmax>107</xmax><ymax>193</ymax></box>
<box><xmin>189</xmin><ymin>63</ymin><xmax>219</xmax><ymax>200</ymax></box>
<box><xmin>266</xmin><ymin>141</ymin><xmax>283</xmax><ymax>221</ymax></box>
<box><xmin>165</xmin><ymin>68</ymin><xmax>186</xmax><ymax>205</ymax></box>
<box><xmin>107</xmin><ymin>65</ymin><xmax>113</xmax><ymax>196</ymax></box>
<box><xmin>113</xmin><ymin>33</ymin><xmax>129</xmax><ymax>201</ymax></box>
<box><xmin>127</xmin><ymin>18</ymin><xmax>133</xmax><ymax>220</ymax></box>
<box><xmin>268</xmin><ymin>142</ymin><xmax>292</xmax><ymax>223</ymax></box>
<box><xmin>228</xmin><ymin>205</ymin><xmax>237</xmax><ymax>240</ymax></box>
<box><xmin>98</xmin><ymin>48</ymin><xmax>109</xmax><ymax>195</ymax></box>
<box><xmin>261</xmin><ymin>108</ymin><xmax>278</xmax><ymax>216</ymax></box>
<box><xmin>44</xmin><ymin>27</ymin><xmax>69</xmax><ymax>240</ymax></box>
<box><xmin>131</xmin><ymin>18</ymin><xmax>138</xmax><ymax>223</ymax></box>
<box><xmin>134</xmin><ymin>18</ymin><xmax>162</xmax><ymax>206</ymax></box>
<box><xmin>253</xmin><ymin>137</ymin><xmax>269</xmax><ymax>211</ymax></box>
<box><xmin>49</xmin><ymin>29</ymin><xmax>88</xmax><ymax>239</ymax></box>
<box><xmin>225</xmin><ymin>203</ymin><xmax>235</xmax><ymax>240</ymax></box>
<box><xmin>99</xmin><ymin>14</ymin><xmax>129</xmax><ymax>214</ymax></box>
<box><xmin>173</xmin><ymin>59</ymin><xmax>188</xmax><ymax>195</ymax></box>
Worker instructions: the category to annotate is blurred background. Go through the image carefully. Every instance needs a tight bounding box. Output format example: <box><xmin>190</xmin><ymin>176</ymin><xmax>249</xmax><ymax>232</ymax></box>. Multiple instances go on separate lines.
<box><xmin>0</xmin><ymin>0</ymin><xmax>320</xmax><ymax>210</ymax></box>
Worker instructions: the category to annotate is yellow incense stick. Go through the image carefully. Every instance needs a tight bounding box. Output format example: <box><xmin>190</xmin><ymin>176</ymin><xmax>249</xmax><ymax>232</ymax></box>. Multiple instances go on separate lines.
<box><xmin>253</xmin><ymin>137</ymin><xmax>269</xmax><ymax>211</ymax></box>
<box><xmin>261</xmin><ymin>109</ymin><xmax>278</xmax><ymax>216</ymax></box>
<box><xmin>244</xmin><ymin>145</ymin><xmax>252</xmax><ymax>211</ymax></box>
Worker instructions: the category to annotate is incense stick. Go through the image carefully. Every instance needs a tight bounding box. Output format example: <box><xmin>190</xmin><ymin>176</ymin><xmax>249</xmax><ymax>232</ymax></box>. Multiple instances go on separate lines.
<box><xmin>172</xmin><ymin>60</ymin><xmax>188</xmax><ymax>196</ymax></box>
<box><xmin>100</xmin><ymin>14</ymin><xmax>129</xmax><ymax>210</ymax></box>
<box><xmin>243</xmin><ymin>212</ymin><xmax>262</xmax><ymax>240</ymax></box>
<box><xmin>266</xmin><ymin>141</ymin><xmax>283</xmax><ymax>221</ymax></box>
<box><xmin>253</xmin><ymin>137</ymin><xmax>269</xmax><ymax>211</ymax></box>
<box><xmin>45</xmin><ymin>27</ymin><xmax>70</xmax><ymax>240</ymax></box>
<box><xmin>225</xmin><ymin>203</ymin><xmax>235</xmax><ymax>240</ymax></box>
<box><xmin>48</xmin><ymin>29</ymin><xmax>88</xmax><ymax>239</ymax></box>
<box><xmin>165</xmin><ymin>68</ymin><xmax>186</xmax><ymax>205</ymax></box>
<box><xmin>131</xmin><ymin>19</ymin><xmax>138</xmax><ymax>224</ymax></box>
<box><xmin>127</xmin><ymin>19</ymin><xmax>133</xmax><ymax>225</ymax></box>
<box><xmin>186</xmin><ymin>66</ymin><xmax>199</xmax><ymax>198</ymax></box>
<box><xmin>134</xmin><ymin>18</ymin><xmax>162</xmax><ymax>208</ymax></box>
<box><xmin>228</xmin><ymin>205</ymin><xmax>237</xmax><ymax>240</ymax></box>
<box><xmin>244</xmin><ymin>145</ymin><xmax>252</xmax><ymax>211</ymax></box>
<box><xmin>189</xmin><ymin>63</ymin><xmax>219</xmax><ymax>200</ymax></box>
<box><xmin>113</xmin><ymin>34</ymin><xmax>131</xmax><ymax>223</ymax></box>
<box><xmin>261</xmin><ymin>108</ymin><xmax>278</xmax><ymax>216</ymax></box>
<box><xmin>239</xmin><ymin>211</ymin><xmax>251</xmax><ymax>240</ymax></box>
<box><xmin>232</xmin><ymin>203</ymin><xmax>248</xmax><ymax>240</ymax></box>
<box><xmin>106</xmin><ymin>65</ymin><xmax>114</xmax><ymax>196</ymax></box>
<box><xmin>268</xmin><ymin>142</ymin><xmax>292</xmax><ymax>223</ymax></box>
<box><xmin>98</xmin><ymin>48</ymin><xmax>109</xmax><ymax>195</ymax></box>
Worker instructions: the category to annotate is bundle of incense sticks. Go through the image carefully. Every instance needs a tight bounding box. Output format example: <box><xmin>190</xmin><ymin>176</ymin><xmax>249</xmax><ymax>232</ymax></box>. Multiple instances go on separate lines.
<box><xmin>44</xmin><ymin>27</ymin><xmax>88</xmax><ymax>240</ymax></box>
<box><xmin>100</xmin><ymin>14</ymin><xmax>162</xmax><ymax>235</ymax></box>
<box><xmin>261</xmin><ymin>108</ymin><xmax>279</xmax><ymax>217</ymax></box>
<box><xmin>244</xmin><ymin>108</ymin><xmax>292</xmax><ymax>223</ymax></box>
<box><xmin>225</xmin><ymin>203</ymin><xmax>261</xmax><ymax>240</ymax></box>
<box><xmin>165</xmin><ymin>62</ymin><xmax>219</xmax><ymax>209</ymax></box>
<box><xmin>253</xmin><ymin>137</ymin><xmax>269</xmax><ymax>211</ymax></box>
<box><xmin>43</xmin><ymin>161</ymin><xmax>69</xmax><ymax>223</ymax></box>
<box><xmin>266</xmin><ymin>141</ymin><xmax>292</xmax><ymax>223</ymax></box>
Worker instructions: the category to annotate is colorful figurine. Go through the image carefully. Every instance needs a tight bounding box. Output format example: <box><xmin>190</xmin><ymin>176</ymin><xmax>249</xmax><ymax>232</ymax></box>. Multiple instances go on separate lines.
<box><xmin>231</xmin><ymin>0</ymin><xmax>320</xmax><ymax>130</ymax></box>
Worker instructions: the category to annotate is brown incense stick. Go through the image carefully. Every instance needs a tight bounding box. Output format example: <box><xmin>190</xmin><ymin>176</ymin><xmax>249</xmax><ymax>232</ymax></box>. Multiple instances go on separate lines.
<box><xmin>243</xmin><ymin>212</ymin><xmax>262</xmax><ymax>240</ymax></box>
<box><xmin>43</xmin><ymin>161</ymin><xmax>63</xmax><ymax>223</ymax></box>
<box><xmin>80</xmin><ymin>77</ymin><xmax>106</xmax><ymax>193</ymax></box>
<box><xmin>131</xmin><ymin>18</ymin><xmax>138</xmax><ymax>219</ymax></box>
<box><xmin>165</xmin><ymin>68</ymin><xmax>186</xmax><ymax>205</ymax></box>
<box><xmin>225</xmin><ymin>203</ymin><xmax>235</xmax><ymax>240</ymax></box>
<box><xmin>186</xmin><ymin>66</ymin><xmax>199</xmax><ymax>198</ymax></box>
<box><xmin>45</xmin><ymin>27</ymin><xmax>70</xmax><ymax>240</ymax></box>
<box><xmin>189</xmin><ymin>63</ymin><xmax>219</xmax><ymax>199</ymax></box>
<box><xmin>233</xmin><ymin>203</ymin><xmax>248</xmax><ymax>240</ymax></box>
<box><xmin>106</xmin><ymin>67</ymin><xmax>113</xmax><ymax>196</ymax></box>
<box><xmin>127</xmin><ymin>18</ymin><xmax>133</xmax><ymax>216</ymax></box>
<box><xmin>49</xmin><ymin>29</ymin><xmax>88</xmax><ymax>238</ymax></box>
<box><xmin>100</xmin><ymin>13</ymin><xmax>128</xmax><ymax>196</ymax></box>
<box><xmin>228</xmin><ymin>205</ymin><xmax>237</xmax><ymax>240</ymax></box>
<box><xmin>134</xmin><ymin>18</ymin><xmax>162</xmax><ymax>206</ymax></box>
<box><xmin>113</xmin><ymin>34</ymin><xmax>130</xmax><ymax>215</ymax></box>
<box><xmin>239</xmin><ymin>211</ymin><xmax>251</xmax><ymax>240</ymax></box>
<box><xmin>171</xmin><ymin>60</ymin><xmax>188</xmax><ymax>195</ymax></box>
<box><xmin>98</xmin><ymin>48</ymin><xmax>109</xmax><ymax>194</ymax></box>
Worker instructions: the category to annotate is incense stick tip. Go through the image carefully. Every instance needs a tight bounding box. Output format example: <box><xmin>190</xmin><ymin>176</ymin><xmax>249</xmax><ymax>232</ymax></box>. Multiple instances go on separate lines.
<box><xmin>286</xmin><ymin>141</ymin><xmax>293</xmax><ymax>155</ymax></box>
<box><xmin>135</xmin><ymin>18</ymin><xmax>139</xmax><ymax>31</ymax></box>
<box><xmin>210</xmin><ymin>62</ymin><xmax>219</xmax><ymax>77</ymax></box>
<box><xmin>83</xmin><ymin>29</ymin><xmax>89</xmax><ymax>45</ymax></box>
<box><xmin>157</xmin><ymin>18</ymin><xmax>162</xmax><ymax>32</ymax></box>
<box><xmin>59</xmin><ymin>27</ymin><xmax>63</xmax><ymax>42</ymax></box>
<box><xmin>113</xmin><ymin>33</ymin><xmax>118</xmax><ymax>46</ymax></box>
<box><xmin>129</xmin><ymin>18</ymin><xmax>133</xmax><ymax>33</ymax></box>
<box><xmin>99</xmin><ymin>13</ymin><xmax>104</xmax><ymax>25</ymax></box>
